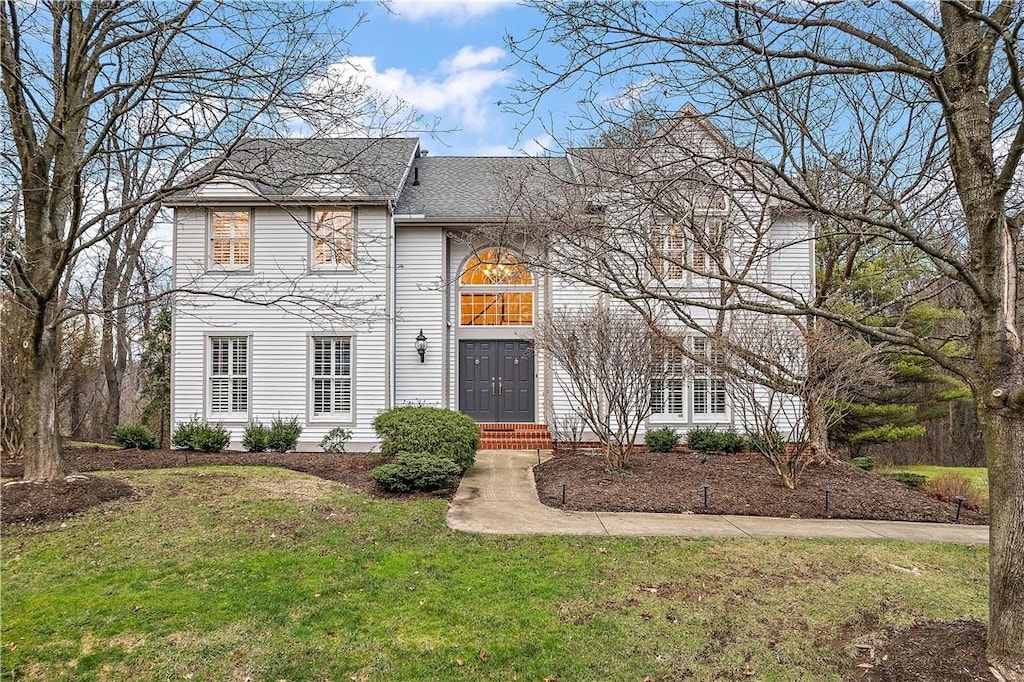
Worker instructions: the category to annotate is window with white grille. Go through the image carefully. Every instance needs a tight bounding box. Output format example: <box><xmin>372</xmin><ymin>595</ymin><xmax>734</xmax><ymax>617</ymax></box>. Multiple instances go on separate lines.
<box><xmin>692</xmin><ymin>338</ymin><xmax>727</xmax><ymax>416</ymax></box>
<box><xmin>312</xmin><ymin>337</ymin><xmax>353</xmax><ymax>417</ymax></box>
<box><xmin>651</xmin><ymin>345</ymin><xmax>687</xmax><ymax>417</ymax></box>
<box><xmin>209</xmin><ymin>210</ymin><xmax>251</xmax><ymax>269</ymax></box>
<box><xmin>210</xmin><ymin>337</ymin><xmax>248</xmax><ymax>416</ymax></box>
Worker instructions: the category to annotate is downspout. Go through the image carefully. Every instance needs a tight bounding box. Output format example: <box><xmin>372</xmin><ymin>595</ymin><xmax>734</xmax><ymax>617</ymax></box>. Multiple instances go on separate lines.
<box><xmin>442</xmin><ymin>230</ymin><xmax>451</xmax><ymax>408</ymax></box>
<box><xmin>386</xmin><ymin>199</ymin><xmax>395</xmax><ymax>410</ymax></box>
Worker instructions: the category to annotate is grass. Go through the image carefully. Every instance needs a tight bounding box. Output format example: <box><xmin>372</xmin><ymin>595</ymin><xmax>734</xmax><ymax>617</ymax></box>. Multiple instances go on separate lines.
<box><xmin>881</xmin><ymin>465</ymin><xmax>989</xmax><ymax>491</ymax></box>
<box><xmin>2</xmin><ymin>466</ymin><xmax>988</xmax><ymax>681</ymax></box>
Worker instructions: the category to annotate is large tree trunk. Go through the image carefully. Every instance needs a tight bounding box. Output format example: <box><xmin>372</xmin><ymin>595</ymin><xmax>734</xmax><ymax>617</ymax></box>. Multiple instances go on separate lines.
<box><xmin>980</xmin><ymin>403</ymin><xmax>1024</xmax><ymax>680</ymax></box>
<box><xmin>21</xmin><ymin>320</ymin><xmax>66</xmax><ymax>481</ymax></box>
<box><xmin>805</xmin><ymin>391</ymin><xmax>831</xmax><ymax>462</ymax></box>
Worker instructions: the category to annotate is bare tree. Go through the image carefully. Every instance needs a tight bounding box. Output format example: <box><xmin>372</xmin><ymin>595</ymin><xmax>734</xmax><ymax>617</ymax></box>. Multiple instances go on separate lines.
<box><xmin>0</xmin><ymin>1</ymin><xmax>411</xmax><ymax>481</ymax></box>
<box><xmin>725</xmin><ymin>316</ymin><xmax>890</xmax><ymax>488</ymax></box>
<box><xmin>535</xmin><ymin>304</ymin><xmax>660</xmax><ymax>469</ymax></box>
<box><xmin>509</xmin><ymin>1</ymin><xmax>1024</xmax><ymax>674</ymax></box>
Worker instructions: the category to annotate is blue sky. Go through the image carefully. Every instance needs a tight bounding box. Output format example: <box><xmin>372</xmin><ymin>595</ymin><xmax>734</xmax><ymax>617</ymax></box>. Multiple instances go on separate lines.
<box><xmin>337</xmin><ymin>1</ymin><xmax>569</xmax><ymax>156</ymax></box>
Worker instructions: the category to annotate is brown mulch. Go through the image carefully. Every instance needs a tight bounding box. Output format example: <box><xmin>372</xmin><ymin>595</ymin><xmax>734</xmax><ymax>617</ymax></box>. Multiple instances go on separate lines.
<box><xmin>1</xmin><ymin>446</ymin><xmax>453</xmax><ymax>526</ymax></box>
<box><xmin>849</xmin><ymin>620</ymin><xmax>993</xmax><ymax>681</ymax></box>
<box><xmin>534</xmin><ymin>449</ymin><xmax>987</xmax><ymax>524</ymax></box>
<box><xmin>2</xmin><ymin>476</ymin><xmax>135</xmax><ymax>525</ymax></box>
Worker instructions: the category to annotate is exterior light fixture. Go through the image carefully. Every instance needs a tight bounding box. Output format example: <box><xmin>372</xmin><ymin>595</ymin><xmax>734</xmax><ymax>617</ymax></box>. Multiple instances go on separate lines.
<box><xmin>415</xmin><ymin>329</ymin><xmax>427</xmax><ymax>363</ymax></box>
<box><xmin>700</xmin><ymin>483</ymin><xmax>711</xmax><ymax>509</ymax></box>
<box><xmin>560</xmin><ymin>480</ymin><xmax>568</xmax><ymax>506</ymax></box>
<box><xmin>955</xmin><ymin>495</ymin><xmax>966</xmax><ymax>524</ymax></box>
<box><xmin>823</xmin><ymin>486</ymin><xmax>833</xmax><ymax>516</ymax></box>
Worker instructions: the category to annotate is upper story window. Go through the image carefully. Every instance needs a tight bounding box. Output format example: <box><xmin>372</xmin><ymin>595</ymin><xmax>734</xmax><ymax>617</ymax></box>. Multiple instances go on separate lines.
<box><xmin>209</xmin><ymin>210</ymin><xmax>251</xmax><ymax>270</ymax></box>
<box><xmin>311</xmin><ymin>208</ymin><xmax>354</xmax><ymax>268</ymax></box>
<box><xmin>459</xmin><ymin>248</ymin><xmax>534</xmax><ymax>326</ymax></box>
<box><xmin>651</xmin><ymin>183</ymin><xmax>728</xmax><ymax>283</ymax></box>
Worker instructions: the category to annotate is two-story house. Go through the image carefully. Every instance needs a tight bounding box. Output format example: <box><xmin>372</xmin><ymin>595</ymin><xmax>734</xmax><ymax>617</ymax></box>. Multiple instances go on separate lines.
<box><xmin>167</xmin><ymin>111</ymin><xmax>813</xmax><ymax>451</ymax></box>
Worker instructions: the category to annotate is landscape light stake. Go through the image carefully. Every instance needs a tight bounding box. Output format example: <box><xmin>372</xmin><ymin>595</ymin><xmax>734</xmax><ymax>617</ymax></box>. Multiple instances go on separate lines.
<box><xmin>823</xmin><ymin>487</ymin><xmax>832</xmax><ymax>516</ymax></box>
<box><xmin>537</xmin><ymin>448</ymin><xmax>541</xmax><ymax>465</ymax></box>
<box><xmin>700</xmin><ymin>483</ymin><xmax>710</xmax><ymax>509</ymax></box>
<box><xmin>955</xmin><ymin>495</ymin><xmax>966</xmax><ymax>524</ymax></box>
<box><xmin>560</xmin><ymin>480</ymin><xmax>568</xmax><ymax>506</ymax></box>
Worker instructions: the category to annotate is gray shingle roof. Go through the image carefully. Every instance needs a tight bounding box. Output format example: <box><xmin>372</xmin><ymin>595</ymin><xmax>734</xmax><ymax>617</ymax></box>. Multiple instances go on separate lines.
<box><xmin>395</xmin><ymin>156</ymin><xmax>572</xmax><ymax>220</ymax></box>
<box><xmin>172</xmin><ymin>137</ymin><xmax>419</xmax><ymax>201</ymax></box>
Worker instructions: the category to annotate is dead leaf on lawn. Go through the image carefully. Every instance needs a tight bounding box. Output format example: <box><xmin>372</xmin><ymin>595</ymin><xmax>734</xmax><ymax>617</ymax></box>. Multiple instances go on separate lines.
<box><xmin>478</xmin><ymin>649</ymin><xmax>487</xmax><ymax>661</ymax></box>
<box><xmin>456</xmin><ymin>660</ymin><xmax>464</xmax><ymax>667</ymax></box>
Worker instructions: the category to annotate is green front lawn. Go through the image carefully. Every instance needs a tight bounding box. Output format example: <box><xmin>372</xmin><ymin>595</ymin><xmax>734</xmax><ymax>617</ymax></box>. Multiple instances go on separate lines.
<box><xmin>2</xmin><ymin>467</ymin><xmax>987</xmax><ymax>681</ymax></box>
<box><xmin>883</xmin><ymin>465</ymin><xmax>989</xmax><ymax>491</ymax></box>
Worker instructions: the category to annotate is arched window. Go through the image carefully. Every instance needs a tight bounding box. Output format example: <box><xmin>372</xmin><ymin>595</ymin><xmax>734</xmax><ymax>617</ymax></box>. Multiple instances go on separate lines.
<box><xmin>459</xmin><ymin>248</ymin><xmax>534</xmax><ymax>326</ymax></box>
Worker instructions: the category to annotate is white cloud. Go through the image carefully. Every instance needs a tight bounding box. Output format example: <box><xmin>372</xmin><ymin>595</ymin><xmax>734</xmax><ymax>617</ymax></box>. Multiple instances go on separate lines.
<box><xmin>389</xmin><ymin>0</ymin><xmax>513</xmax><ymax>23</ymax></box>
<box><xmin>326</xmin><ymin>47</ymin><xmax>509</xmax><ymax>132</ymax></box>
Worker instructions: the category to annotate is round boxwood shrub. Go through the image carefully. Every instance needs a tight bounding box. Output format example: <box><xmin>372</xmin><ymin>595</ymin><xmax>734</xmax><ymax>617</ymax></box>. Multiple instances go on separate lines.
<box><xmin>371</xmin><ymin>451</ymin><xmax>462</xmax><ymax>492</ymax></box>
<box><xmin>242</xmin><ymin>422</ymin><xmax>270</xmax><ymax>452</ymax></box>
<box><xmin>644</xmin><ymin>427</ymin><xmax>679</xmax><ymax>453</ymax></box>
<box><xmin>687</xmin><ymin>427</ymin><xmax>747</xmax><ymax>454</ymax></box>
<box><xmin>851</xmin><ymin>456</ymin><xmax>875</xmax><ymax>471</ymax></box>
<box><xmin>373</xmin><ymin>406</ymin><xmax>479</xmax><ymax>472</ymax></box>
<box><xmin>113</xmin><ymin>423</ymin><xmax>157</xmax><ymax>450</ymax></box>
<box><xmin>266</xmin><ymin>415</ymin><xmax>302</xmax><ymax>453</ymax></box>
<box><xmin>172</xmin><ymin>418</ymin><xmax>231</xmax><ymax>452</ymax></box>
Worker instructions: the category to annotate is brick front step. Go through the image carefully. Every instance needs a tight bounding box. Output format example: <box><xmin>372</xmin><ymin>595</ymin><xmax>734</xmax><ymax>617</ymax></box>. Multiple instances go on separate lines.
<box><xmin>477</xmin><ymin>423</ymin><xmax>552</xmax><ymax>450</ymax></box>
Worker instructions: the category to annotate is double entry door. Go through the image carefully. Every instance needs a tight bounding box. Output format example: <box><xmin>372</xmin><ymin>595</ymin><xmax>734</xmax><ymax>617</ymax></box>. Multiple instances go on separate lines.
<box><xmin>459</xmin><ymin>340</ymin><xmax>535</xmax><ymax>422</ymax></box>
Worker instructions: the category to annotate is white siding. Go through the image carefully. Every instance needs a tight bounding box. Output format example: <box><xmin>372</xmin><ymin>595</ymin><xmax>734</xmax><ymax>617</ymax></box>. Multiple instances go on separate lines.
<box><xmin>172</xmin><ymin>204</ymin><xmax>391</xmax><ymax>449</ymax></box>
<box><xmin>394</xmin><ymin>227</ymin><xmax>445</xmax><ymax>405</ymax></box>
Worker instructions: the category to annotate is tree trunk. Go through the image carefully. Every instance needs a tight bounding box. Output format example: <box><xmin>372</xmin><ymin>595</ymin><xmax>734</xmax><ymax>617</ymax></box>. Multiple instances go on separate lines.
<box><xmin>805</xmin><ymin>391</ymin><xmax>832</xmax><ymax>462</ymax></box>
<box><xmin>979</xmin><ymin>404</ymin><xmax>1024</xmax><ymax>680</ymax></box>
<box><xmin>21</xmin><ymin>322</ymin><xmax>67</xmax><ymax>481</ymax></box>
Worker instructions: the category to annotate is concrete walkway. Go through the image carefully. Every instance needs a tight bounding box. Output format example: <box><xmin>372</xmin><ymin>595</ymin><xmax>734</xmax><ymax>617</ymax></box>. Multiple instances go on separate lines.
<box><xmin>446</xmin><ymin>450</ymin><xmax>989</xmax><ymax>545</ymax></box>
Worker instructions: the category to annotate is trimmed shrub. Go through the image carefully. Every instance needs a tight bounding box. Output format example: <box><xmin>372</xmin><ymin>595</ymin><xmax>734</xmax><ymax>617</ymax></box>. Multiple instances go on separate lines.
<box><xmin>171</xmin><ymin>417</ymin><xmax>200</xmax><ymax>449</ymax></box>
<box><xmin>688</xmin><ymin>428</ymin><xmax>747</xmax><ymax>454</ymax></box>
<box><xmin>645</xmin><ymin>427</ymin><xmax>679</xmax><ymax>453</ymax></box>
<box><xmin>113</xmin><ymin>423</ymin><xmax>157</xmax><ymax>450</ymax></box>
<box><xmin>319</xmin><ymin>427</ymin><xmax>353</xmax><ymax>454</ymax></box>
<box><xmin>851</xmin><ymin>456</ymin><xmax>875</xmax><ymax>471</ymax></box>
<box><xmin>242</xmin><ymin>422</ymin><xmax>270</xmax><ymax>452</ymax></box>
<box><xmin>172</xmin><ymin>418</ymin><xmax>231</xmax><ymax>452</ymax></box>
<box><xmin>882</xmin><ymin>471</ymin><xmax>928</xmax><ymax>488</ymax></box>
<box><xmin>371</xmin><ymin>451</ymin><xmax>461</xmax><ymax>492</ymax></box>
<box><xmin>926</xmin><ymin>472</ymin><xmax>987</xmax><ymax>509</ymax></box>
<box><xmin>373</xmin><ymin>406</ymin><xmax>479</xmax><ymax>472</ymax></box>
<box><xmin>266</xmin><ymin>415</ymin><xmax>303</xmax><ymax>453</ymax></box>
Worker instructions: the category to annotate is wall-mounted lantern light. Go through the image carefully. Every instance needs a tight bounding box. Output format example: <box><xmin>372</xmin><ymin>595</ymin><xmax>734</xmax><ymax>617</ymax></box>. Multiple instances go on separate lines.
<box><xmin>415</xmin><ymin>329</ymin><xmax>427</xmax><ymax>363</ymax></box>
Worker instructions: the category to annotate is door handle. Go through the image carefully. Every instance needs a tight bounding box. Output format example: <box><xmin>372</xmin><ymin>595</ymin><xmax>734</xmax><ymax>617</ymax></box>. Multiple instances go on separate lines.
<box><xmin>491</xmin><ymin>377</ymin><xmax>496</xmax><ymax>395</ymax></box>
<box><xmin>498</xmin><ymin>377</ymin><xmax>503</xmax><ymax>394</ymax></box>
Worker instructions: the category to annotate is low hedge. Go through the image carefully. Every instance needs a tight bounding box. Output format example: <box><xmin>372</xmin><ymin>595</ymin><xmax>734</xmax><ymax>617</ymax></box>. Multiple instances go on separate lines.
<box><xmin>372</xmin><ymin>451</ymin><xmax>462</xmax><ymax>492</ymax></box>
<box><xmin>113</xmin><ymin>423</ymin><xmax>157</xmax><ymax>450</ymax></box>
<box><xmin>172</xmin><ymin>418</ymin><xmax>231</xmax><ymax>452</ymax></box>
<box><xmin>373</xmin><ymin>406</ymin><xmax>479</xmax><ymax>472</ymax></box>
<box><xmin>687</xmin><ymin>427</ymin><xmax>747</xmax><ymax>454</ymax></box>
<box><xmin>645</xmin><ymin>427</ymin><xmax>679</xmax><ymax>453</ymax></box>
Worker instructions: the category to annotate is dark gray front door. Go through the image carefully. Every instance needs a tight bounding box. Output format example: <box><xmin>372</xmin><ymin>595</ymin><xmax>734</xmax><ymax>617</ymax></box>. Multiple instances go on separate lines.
<box><xmin>459</xmin><ymin>340</ymin><xmax>534</xmax><ymax>422</ymax></box>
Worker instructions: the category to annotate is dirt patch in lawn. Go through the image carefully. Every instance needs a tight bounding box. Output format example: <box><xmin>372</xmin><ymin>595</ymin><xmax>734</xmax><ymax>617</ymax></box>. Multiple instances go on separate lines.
<box><xmin>1</xmin><ymin>476</ymin><xmax>135</xmax><ymax>525</ymax></box>
<box><xmin>534</xmin><ymin>450</ymin><xmax>987</xmax><ymax>524</ymax></box>
<box><xmin>848</xmin><ymin>620</ymin><xmax>993</xmax><ymax>681</ymax></box>
<box><xmin>1</xmin><ymin>447</ymin><xmax>456</xmax><ymax>526</ymax></box>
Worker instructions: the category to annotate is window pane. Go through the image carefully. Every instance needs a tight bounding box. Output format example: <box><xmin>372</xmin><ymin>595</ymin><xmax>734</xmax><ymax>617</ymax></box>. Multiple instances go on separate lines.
<box><xmin>313</xmin><ymin>209</ymin><xmax>353</xmax><ymax>266</ymax></box>
<box><xmin>232</xmin><ymin>377</ymin><xmax>248</xmax><ymax>412</ymax></box>
<box><xmin>460</xmin><ymin>248</ymin><xmax>532</xmax><ymax>285</ymax></box>
<box><xmin>211</xmin><ymin>378</ymin><xmax>229</xmax><ymax>412</ymax></box>
<box><xmin>650</xmin><ymin>378</ymin><xmax>664</xmax><ymax>414</ymax></box>
<box><xmin>693</xmin><ymin>378</ymin><xmax>708</xmax><ymax>414</ymax></box>
<box><xmin>667</xmin><ymin>379</ymin><xmax>685</xmax><ymax>414</ymax></box>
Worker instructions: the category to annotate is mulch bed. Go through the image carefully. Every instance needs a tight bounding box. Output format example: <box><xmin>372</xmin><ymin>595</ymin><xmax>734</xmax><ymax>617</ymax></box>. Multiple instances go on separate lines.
<box><xmin>2</xmin><ymin>476</ymin><xmax>135</xmax><ymax>525</ymax></box>
<box><xmin>1</xmin><ymin>446</ymin><xmax>451</xmax><ymax>527</ymax></box>
<box><xmin>849</xmin><ymin>620</ymin><xmax>993</xmax><ymax>681</ymax></box>
<box><xmin>535</xmin><ymin>449</ymin><xmax>987</xmax><ymax>524</ymax></box>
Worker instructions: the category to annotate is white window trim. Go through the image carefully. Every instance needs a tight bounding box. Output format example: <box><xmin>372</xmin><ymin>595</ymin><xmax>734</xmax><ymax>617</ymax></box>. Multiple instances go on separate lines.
<box><xmin>306</xmin><ymin>333</ymin><xmax>357</xmax><ymax>424</ymax></box>
<box><xmin>204</xmin><ymin>333</ymin><xmax>252</xmax><ymax>423</ymax></box>
<box><xmin>308</xmin><ymin>207</ymin><xmax>357</xmax><ymax>273</ymax></box>
<box><xmin>206</xmin><ymin>209</ymin><xmax>253</xmax><ymax>273</ymax></box>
